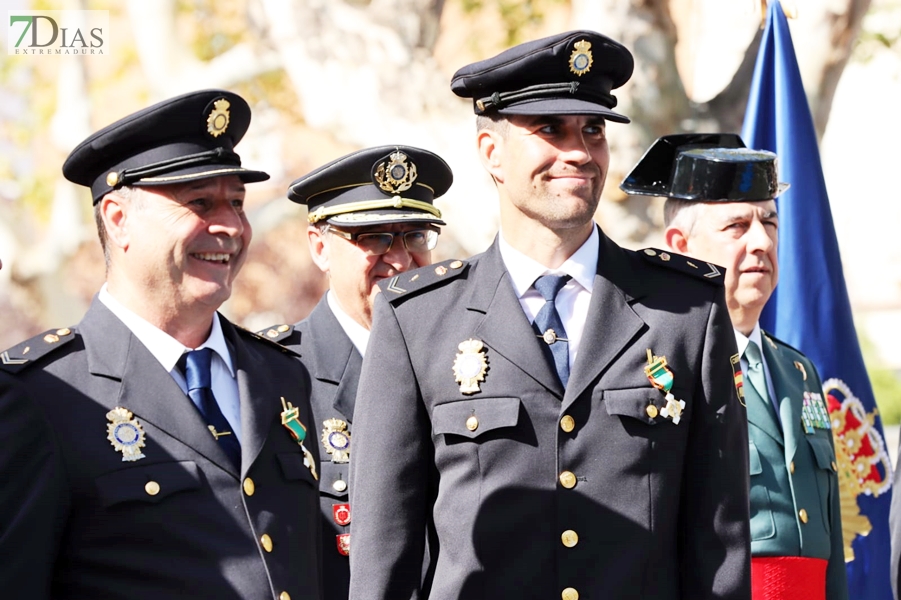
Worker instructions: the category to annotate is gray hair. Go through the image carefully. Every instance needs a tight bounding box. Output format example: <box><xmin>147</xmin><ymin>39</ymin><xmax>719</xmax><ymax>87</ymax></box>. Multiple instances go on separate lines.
<box><xmin>663</xmin><ymin>197</ymin><xmax>704</xmax><ymax>235</ymax></box>
<box><xmin>94</xmin><ymin>185</ymin><xmax>142</xmax><ymax>269</ymax></box>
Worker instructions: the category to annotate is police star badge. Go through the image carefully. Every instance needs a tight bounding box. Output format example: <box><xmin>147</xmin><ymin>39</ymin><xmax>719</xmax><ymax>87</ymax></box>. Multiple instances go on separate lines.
<box><xmin>644</xmin><ymin>349</ymin><xmax>686</xmax><ymax>424</ymax></box>
<box><xmin>106</xmin><ymin>407</ymin><xmax>147</xmax><ymax>462</ymax></box>
<box><xmin>374</xmin><ymin>150</ymin><xmax>417</xmax><ymax>194</ymax></box>
<box><xmin>569</xmin><ymin>39</ymin><xmax>593</xmax><ymax>76</ymax></box>
<box><xmin>280</xmin><ymin>397</ymin><xmax>319</xmax><ymax>480</ymax></box>
<box><xmin>453</xmin><ymin>339</ymin><xmax>488</xmax><ymax>395</ymax></box>
<box><xmin>206</xmin><ymin>98</ymin><xmax>230</xmax><ymax>138</ymax></box>
<box><xmin>321</xmin><ymin>418</ymin><xmax>351</xmax><ymax>463</ymax></box>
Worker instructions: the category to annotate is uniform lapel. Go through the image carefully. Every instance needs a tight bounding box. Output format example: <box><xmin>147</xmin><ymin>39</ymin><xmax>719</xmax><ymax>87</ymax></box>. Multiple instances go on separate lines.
<box><xmin>305</xmin><ymin>299</ymin><xmax>361</xmax><ymax>422</ymax></box>
<box><xmin>743</xmin><ymin>372</ymin><xmax>784</xmax><ymax>446</ymax></box>
<box><xmin>468</xmin><ymin>240</ymin><xmax>564</xmax><ymax>398</ymax></box>
<box><xmin>222</xmin><ymin>318</ymin><xmax>283</xmax><ymax>478</ymax></box>
<box><xmin>761</xmin><ymin>333</ymin><xmax>804</xmax><ymax>461</ymax></box>
<box><xmin>82</xmin><ymin>299</ymin><xmax>239</xmax><ymax>476</ymax></box>
<box><xmin>564</xmin><ymin>230</ymin><xmax>645</xmax><ymax>406</ymax></box>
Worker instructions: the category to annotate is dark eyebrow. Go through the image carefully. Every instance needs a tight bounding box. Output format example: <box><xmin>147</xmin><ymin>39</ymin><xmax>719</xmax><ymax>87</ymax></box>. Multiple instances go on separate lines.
<box><xmin>762</xmin><ymin>210</ymin><xmax>778</xmax><ymax>219</ymax></box>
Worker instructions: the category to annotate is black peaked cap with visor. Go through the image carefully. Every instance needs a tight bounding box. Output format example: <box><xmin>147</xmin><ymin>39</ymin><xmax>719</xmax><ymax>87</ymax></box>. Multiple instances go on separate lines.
<box><xmin>288</xmin><ymin>145</ymin><xmax>451</xmax><ymax>227</ymax></box>
<box><xmin>450</xmin><ymin>30</ymin><xmax>634</xmax><ymax>121</ymax></box>
<box><xmin>63</xmin><ymin>89</ymin><xmax>269</xmax><ymax>204</ymax></box>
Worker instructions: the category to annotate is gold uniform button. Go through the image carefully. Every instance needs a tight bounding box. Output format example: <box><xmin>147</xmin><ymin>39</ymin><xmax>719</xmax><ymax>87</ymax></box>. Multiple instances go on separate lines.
<box><xmin>144</xmin><ymin>481</ymin><xmax>160</xmax><ymax>496</ymax></box>
<box><xmin>277</xmin><ymin>324</ymin><xmax>290</xmax><ymax>333</ymax></box>
<box><xmin>560</xmin><ymin>415</ymin><xmax>575</xmax><ymax>433</ymax></box>
<box><xmin>799</xmin><ymin>509</ymin><xmax>809</xmax><ymax>524</ymax></box>
<box><xmin>450</xmin><ymin>260</ymin><xmax>464</xmax><ymax>269</ymax></box>
<box><xmin>559</xmin><ymin>471</ymin><xmax>577</xmax><ymax>489</ymax></box>
<box><xmin>789</xmin><ymin>462</ymin><xmax>795</xmax><ymax>474</ymax></box>
<box><xmin>260</xmin><ymin>534</ymin><xmax>273</xmax><ymax>553</ymax></box>
<box><xmin>243</xmin><ymin>478</ymin><xmax>255</xmax><ymax>496</ymax></box>
<box><xmin>56</xmin><ymin>328</ymin><xmax>71</xmax><ymax>336</ymax></box>
<box><xmin>43</xmin><ymin>334</ymin><xmax>60</xmax><ymax>344</ymax></box>
<box><xmin>561</xmin><ymin>530</ymin><xmax>579</xmax><ymax>547</ymax></box>
<box><xmin>562</xmin><ymin>587</ymin><xmax>579</xmax><ymax>600</ymax></box>
<box><xmin>333</xmin><ymin>479</ymin><xmax>348</xmax><ymax>493</ymax></box>
<box><xmin>279</xmin><ymin>593</ymin><xmax>291</xmax><ymax>600</ymax></box>
<box><xmin>466</xmin><ymin>416</ymin><xmax>479</xmax><ymax>431</ymax></box>
<box><xmin>646</xmin><ymin>405</ymin><xmax>659</xmax><ymax>419</ymax></box>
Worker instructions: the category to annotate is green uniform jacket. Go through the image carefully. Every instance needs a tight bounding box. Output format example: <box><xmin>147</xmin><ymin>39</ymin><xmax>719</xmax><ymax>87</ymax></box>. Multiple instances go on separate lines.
<box><xmin>749</xmin><ymin>331</ymin><xmax>847</xmax><ymax>600</ymax></box>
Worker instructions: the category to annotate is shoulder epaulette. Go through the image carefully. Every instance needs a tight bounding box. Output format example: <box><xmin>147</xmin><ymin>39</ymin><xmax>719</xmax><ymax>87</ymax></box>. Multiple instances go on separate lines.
<box><xmin>379</xmin><ymin>258</ymin><xmax>469</xmax><ymax>303</ymax></box>
<box><xmin>255</xmin><ymin>323</ymin><xmax>296</xmax><ymax>345</ymax></box>
<box><xmin>0</xmin><ymin>327</ymin><xmax>77</xmax><ymax>374</ymax></box>
<box><xmin>637</xmin><ymin>248</ymin><xmax>724</xmax><ymax>285</ymax></box>
<box><xmin>237</xmin><ymin>324</ymin><xmax>300</xmax><ymax>357</ymax></box>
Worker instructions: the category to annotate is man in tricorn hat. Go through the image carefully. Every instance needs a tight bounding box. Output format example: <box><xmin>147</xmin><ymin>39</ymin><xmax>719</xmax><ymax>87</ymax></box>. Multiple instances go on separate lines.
<box><xmin>0</xmin><ymin>90</ymin><xmax>321</xmax><ymax>600</ymax></box>
<box><xmin>348</xmin><ymin>32</ymin><xmax>751</xmax><ymax>600</ymax></box>
<box><xmin>260</xmin><ymin>145</ymin><xmax>452</xmax><ymax>600</ymax></box>
<box><xmin>622</xmin><ymin>133</ymin><xmax>846</xmax><ymax>600</ymax></box>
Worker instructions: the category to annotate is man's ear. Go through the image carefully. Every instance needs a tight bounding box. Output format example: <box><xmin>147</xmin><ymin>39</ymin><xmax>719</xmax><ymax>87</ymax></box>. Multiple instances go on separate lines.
<box><xmin>307</xmin><ymin>225</ymin><xmax>330</xmax><ymax>274</ymax></box>
<box><xmin>101</xmin><ymin>192</ymin><xmax>131</xmax><ymax>251</ymax></box>
<box><xmin>477</xmin><ymin>129</ymin><xmax>504</xmax><ymax>184</ymax></box>
<box><xmin>664</xmin><ymin>226</ymin><xmax>690</xmax><ymax>254</ymax></box>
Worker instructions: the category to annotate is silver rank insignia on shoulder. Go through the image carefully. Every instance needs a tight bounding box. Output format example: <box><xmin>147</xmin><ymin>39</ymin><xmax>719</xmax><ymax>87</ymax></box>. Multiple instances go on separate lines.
<box><xmin>106</xmin><ymin>407</ymin><xmax>147</xmax><ymax>462</ymax></box>
<box><xmin>453</xmin><ymin>339</ymin><xmax>488</xmax><ymax>395</ymax></box>
<box><xmin>321</xmin><ymin>418</ymin><xmax>351</xmax><ymax>463</ymax></box>
<box><xmin>280</xmin><ymin>397</ymin><xmax>319</xmax><ymax>480</ymax></box>
<box><xmin>644</xmin><ymin>349</ymin><xmax>686</xmax><ymax>425</ymax></box>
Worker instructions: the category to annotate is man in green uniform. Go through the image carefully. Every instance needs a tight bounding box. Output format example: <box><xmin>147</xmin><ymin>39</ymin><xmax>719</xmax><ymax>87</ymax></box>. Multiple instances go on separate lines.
<box><xmin>622</xmin><ymin>133</ymin><xmax>846</xmax><ymax>600</ymax></box>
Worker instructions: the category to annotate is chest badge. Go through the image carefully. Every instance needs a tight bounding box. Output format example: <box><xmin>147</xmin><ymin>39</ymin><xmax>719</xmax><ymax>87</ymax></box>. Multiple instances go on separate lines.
<box><xmin>453</xmin><ymin>339</ymin><xmax>488</xmax><ymax>395</ymax></box>
<box><xmin>106</xmin><ymin>407</ymin><xmax>147</xmax><ymax>462</ymax></box>
<box><xmin>280</xmin><ymin>397</ymin><xmax>319</xmax><ymax>480</ymax></box>
<box><xmin>644</xmin><ymin>349</ymin><xmax>686</xmax><ymax>425</ymax></box>
<box><xmin>322</xmin><ymin>418</ymin><xmax>351</xmax><ymax>463</ymax></box>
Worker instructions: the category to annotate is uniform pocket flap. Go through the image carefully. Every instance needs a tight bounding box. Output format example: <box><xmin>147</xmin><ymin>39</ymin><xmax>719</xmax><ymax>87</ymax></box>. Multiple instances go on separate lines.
<box><xmin>277</xmin><ymin>451</ymin><xmax>318</xmax><ymax>486</ymax></box>
<box><xmin>748</xmin><ymin>441</ymin><xmax>763</xmax><ymax>475</ymax></box>
<box><xmin>603</xmin><ymin>388</ymin><xmax>662</xmax><ymax>425</ymax></box>
<box><xmin>806</xmin><ymin>436</ymin><xmax>836</xmax><ymax>471</ymax></box>
<box><xmin>95</xmin><ymin>461</ymin><xmax>200</xmax><ymax>508</ymax></box>
<box><xmin>433</xmin><ymin>397</ymin><xmax>521</xmax><ymax>439</ymax></box>
<box><xmin>320</xmin><ymin>461</ymin><xmax>350</xmax><ymax>499</ymax></box>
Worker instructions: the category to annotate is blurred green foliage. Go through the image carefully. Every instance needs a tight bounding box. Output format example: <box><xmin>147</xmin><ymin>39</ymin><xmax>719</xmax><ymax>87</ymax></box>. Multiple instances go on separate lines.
<box><xmin>860</xmin><ymin>330</ymin><xmax>901</xmax><ymax>424</ymax></box>
<box><xmin>461</xmin><ymin>0</ymin><xmax>565</xmax><ymax>46</ymax></box>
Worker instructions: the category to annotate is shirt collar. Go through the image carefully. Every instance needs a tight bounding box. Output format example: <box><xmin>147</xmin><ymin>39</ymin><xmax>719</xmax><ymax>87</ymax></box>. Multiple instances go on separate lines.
<box><xmin>498</xmin><ymin>224</ymin><xmax>598</xmax><ymax>297</ymax></box>
<box><xmin>734</xmin><ymin>322</ymin><xmax>764</xmax><ymax>358</ymax></box>
<box><xmin>327</xmin><ymin>290</ymin><xmax>370</xmax><ymax>356</ymax></box>
<box><xmin>98</xmin><ymin>283</ymin><xmax>234</xmax><ymax>376</ymax></box>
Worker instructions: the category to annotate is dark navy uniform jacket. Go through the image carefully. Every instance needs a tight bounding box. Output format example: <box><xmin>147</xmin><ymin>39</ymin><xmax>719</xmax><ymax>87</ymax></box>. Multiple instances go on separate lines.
<box><xmin>348</xmin><ymin>229</ymin><xmax>752</xmax><ymax>600</ymax></box>
<box><xmin>0</xmin><ymin>299</ymin><xmax>322</xmax><ymax>600</ymax></box>
<box><xmin>272</xmin><ymin>297</ymin><xmax>362</xmax><ymax>600</ymax></box>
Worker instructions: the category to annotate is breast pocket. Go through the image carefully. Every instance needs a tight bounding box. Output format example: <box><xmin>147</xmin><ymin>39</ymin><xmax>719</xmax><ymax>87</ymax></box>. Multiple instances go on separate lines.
<box><xmin>277</xmin><ymin>451</ymin><xmax>319</xmax><ymax>488</ymax></box>
<box><xmin>603</xmin><ymin>387</ymin><xmax>692</xmax><ymax>426</ymax></box>
<box><xmin>806</xmin><ymin>435</ymin><xmax>837</xmax><ymax>532</ymax></box>
<box><xmin>432</xmin><ymin>397</ymin><xmax>521</xmax><ymax>440</ymax></box>
<box><xmin>94</xmin><ymin>461</ymin><xmax>201</xmax><ymax>508</ymax></box>
<box><xmin>748</xmin><ymin>441</ymin><xmax>776</xmax><ymax>541</ymax></box>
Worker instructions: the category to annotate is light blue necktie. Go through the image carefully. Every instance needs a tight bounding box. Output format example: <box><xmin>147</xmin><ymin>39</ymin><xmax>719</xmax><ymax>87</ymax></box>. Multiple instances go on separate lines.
<box><xmin>744</xmin><ymin>340</ymin><xmax>780</xmax><ymax>421</ymax></box>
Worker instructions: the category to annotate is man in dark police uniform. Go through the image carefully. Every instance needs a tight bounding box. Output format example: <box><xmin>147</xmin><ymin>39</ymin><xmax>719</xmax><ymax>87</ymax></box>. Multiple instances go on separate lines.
<box><xmin>625</xmin><ymin>133</ymin><xmax>845</xmax><ymax>600</ymax></box>
<box><xmin>0</xmin><ymin>90</ymin><xmax>322</xmax><ymax>600</ymax></box>
<box><xmin>348</xmin><ymin>31</ymin><xmax>751</xmax><ymax>600</ymax></box>
<box><xmin>261</xmin><ymin>145</ymin><xmax>452</xmax><ymax>600</ymax></box>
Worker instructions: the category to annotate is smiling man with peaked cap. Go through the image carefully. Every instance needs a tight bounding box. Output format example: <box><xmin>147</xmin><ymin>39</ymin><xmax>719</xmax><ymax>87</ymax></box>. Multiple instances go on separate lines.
<box><xmin>0</xmin><ymin>89</ymin><xmax>322</xmax><ymax>600</ymax></box>
<box><xmin>260</xmin><ymin>145</ymin><xmax>452</xmax><ymax>600</ymax></box>
<box><xmin>627</xmin><ymin>133</ymin><xmax>846</xmax><ymax>600</ymax></box>
<box><xmin>348</xmin><ymin>32</ymin><xmax>751</xmax><ymax>600</ymax></box>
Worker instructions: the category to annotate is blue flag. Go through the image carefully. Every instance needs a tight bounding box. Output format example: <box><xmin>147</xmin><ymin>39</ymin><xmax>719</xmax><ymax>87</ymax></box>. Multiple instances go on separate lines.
<box><xmin>742</xmin><ymin>2</ymin><xmax>893</xmax><ymax>597</ymax></box>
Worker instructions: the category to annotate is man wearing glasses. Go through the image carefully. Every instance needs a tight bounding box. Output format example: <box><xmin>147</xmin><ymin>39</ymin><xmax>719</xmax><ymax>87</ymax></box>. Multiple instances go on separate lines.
<box><xmin>261</xmin><ymin>145</ymin><xmax>452</xmax><ymax>600</ymax></box>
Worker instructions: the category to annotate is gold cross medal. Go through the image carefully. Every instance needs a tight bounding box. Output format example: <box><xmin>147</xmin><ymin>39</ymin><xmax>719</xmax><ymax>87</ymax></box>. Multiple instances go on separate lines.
<box><xmin>644</xmin><ymin>349</ymin><xmax>685</xmax><ymax>425</ymax></box>
<box><xmin>453</xmin><ymin>339</ymin><xmax>488</xmax><ymax>395</ymax></box>
<box><xmin>106</xmin><ymin>407</ymin><xmax>147</xmax><ymax>461</ymax></box>
<box><xmin>280</xmin><ymin>397</ymin><xmax>319</xmax><ymax>480</ymax></box>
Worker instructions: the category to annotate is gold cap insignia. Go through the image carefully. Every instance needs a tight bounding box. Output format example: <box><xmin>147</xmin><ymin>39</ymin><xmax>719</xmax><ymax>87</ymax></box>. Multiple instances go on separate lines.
<box><xmin>106</xmin><ymin>172</ymin><xmax>119</xmax><ymax>187</ymax></box>
<box><xmin>321</xmin><ymin>418</ymin><xmax>351</xmax><ymax>463</ymax></box>
<box><xmin>374</xmin><ymin>150</ymin><xmax>418</xmax><ymax>194</ymax></box>
<box><xmin>453</xmin><ymin>339</ymin><xmax>488</xmax><ymax>395</ymax></box>
<box><xmin>206</xmin><ymin>98</ymin><xmax>231</xmax><ymax>138</ymax></box>
<box><xmin>106</xmin><ymin>407</ymin><xmax>147</xmax><ymax>461</ymax></box>
<box><xmin>569</xmin><ymin>40</ymin><xmax>593</xmax><ymax>77</ymax></box>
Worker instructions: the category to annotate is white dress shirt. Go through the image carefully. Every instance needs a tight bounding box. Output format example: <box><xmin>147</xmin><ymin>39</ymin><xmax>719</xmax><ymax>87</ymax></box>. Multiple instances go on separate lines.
<box><xmin>498</xmin><ymin>225</ymin><xmax>598</xmax><ymax>369</ymax></box>
<box><xmin>327</xmin><ymin>290</ymin><xmax>371</xmax><ymax>357</ymax></box>
<box><xmin>98</xmin><ymin>284</ymin><xmax>242</xmax><ymax>441</ymax></box>
<box><xmin>734</xmin><ymin>322</ymin><xmax>779</xmax><ymax>413</ymax></box>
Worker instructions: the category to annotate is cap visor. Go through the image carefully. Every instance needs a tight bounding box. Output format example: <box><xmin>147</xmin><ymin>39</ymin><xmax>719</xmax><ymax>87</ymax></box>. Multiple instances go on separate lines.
<box><xmin>497</xmin><ymin>98</ymin><xmax>630</xmax><ymax>123</ymax></box>
<box><xmin>326</xmin><ymin>209</ymin><xmax>445</xmax><ymax>227</ymax></box>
